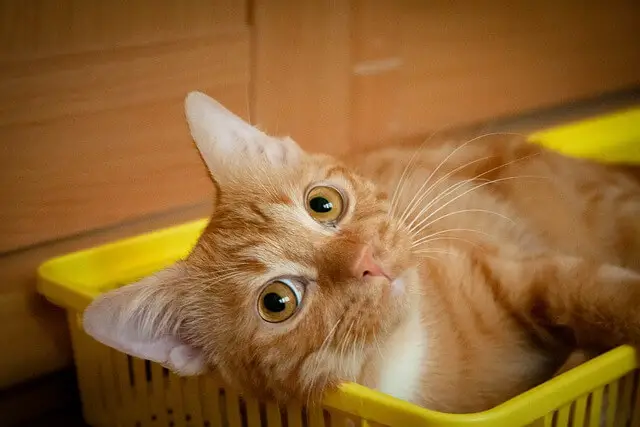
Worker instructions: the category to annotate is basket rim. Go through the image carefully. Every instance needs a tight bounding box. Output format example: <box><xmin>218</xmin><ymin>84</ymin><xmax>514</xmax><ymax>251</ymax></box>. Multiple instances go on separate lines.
<box><xmin>37</xmin><ymin>219</ymin><xmax>639</xmax><ymax>426</ymax></box>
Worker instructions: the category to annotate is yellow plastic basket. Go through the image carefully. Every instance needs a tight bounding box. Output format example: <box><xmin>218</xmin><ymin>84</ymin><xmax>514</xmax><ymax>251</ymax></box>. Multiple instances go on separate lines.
<box><xmin>529</xmin><ymin>107</ymin><xmax>640</xmax><ymax>165</ymax></box>
<box><xmin>38</xmin><ymin>220</ymin><xmax>640</xmax><ymax>427</ymax></box>
<box><xmin>37</xmin><ymin>109</ymin><xmax>640</xmax><ymax>427</ymax></box>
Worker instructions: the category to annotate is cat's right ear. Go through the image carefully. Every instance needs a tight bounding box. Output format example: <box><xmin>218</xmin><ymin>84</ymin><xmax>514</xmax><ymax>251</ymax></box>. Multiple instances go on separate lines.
<box><xmin>184</xmin><ymin>91</ymin><xmax>301</xmax><ymax>174</ymax></box>
<box><xmin>82</xmin><ymin>263</ymin><xmax>206</xmax><ymax>376</ymax></box>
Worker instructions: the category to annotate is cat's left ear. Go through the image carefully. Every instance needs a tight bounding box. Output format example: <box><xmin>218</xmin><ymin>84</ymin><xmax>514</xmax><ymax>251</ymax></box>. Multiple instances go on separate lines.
<box><xmin>82</xmin><ymin>263</ymin><xmax>206</xmax><ymax>376</ymax></box>
<box><xmin>184</xmin><ymin>91</ymin><xmax>301</xmax><ymax>173</ymax></box>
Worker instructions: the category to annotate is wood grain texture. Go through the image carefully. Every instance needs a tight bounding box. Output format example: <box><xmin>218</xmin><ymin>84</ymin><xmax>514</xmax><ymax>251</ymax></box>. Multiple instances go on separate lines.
<box><xmin>351</xmin><ymin>0</ymin><xmax>640</xmax><ymax>146</ymax></box>
<box><xmin>350</xmin><ymin>0</ymin><xmax>403</xmax><ymax>147</ymax></box>
<box><xmin>0</xmin><ymin>203</ymin><xmax>211</xmax><ymax>389</ymax></box>
<box><xmin>253</xmin><ymin>0</ymin><xmax>351</xmax><ymax>154</ymax></box>
<box><xmin>0</xmin><ymin>0</ymin><xmax>245</xmax><ymax>60</ymax></box>
<box><xmin>0</xmin><ymin>0</ymin><xmax>244</xmax><ymax>388</ymax></box>
<box><xmin>0</xmin><ymin>0</ymin><xmax>250</xmax><ymax>253</ymax></box>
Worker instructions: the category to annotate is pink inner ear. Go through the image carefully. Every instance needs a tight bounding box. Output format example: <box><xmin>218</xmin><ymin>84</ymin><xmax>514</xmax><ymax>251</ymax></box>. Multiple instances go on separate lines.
<box><xmin>168</xmin><ymin>344</ymin><xmax>207</xmax><ymax>376</ymax></box>
<box><xmin>82</xmin><ymin>271</ymin><xmax>206</xmax><ymax>376</ymax></box>
<box><xmin>184</xmin><ymin>91</ymin><xmax>301</xmax><ymax>171</ymax></box>
<box><xmin>85</xmin><ymin>324</ymin><xmax>206</xmax><ymax>376</ymax></box>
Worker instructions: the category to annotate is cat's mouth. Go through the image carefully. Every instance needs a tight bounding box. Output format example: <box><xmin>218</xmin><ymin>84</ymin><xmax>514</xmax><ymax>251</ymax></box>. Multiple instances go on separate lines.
<box><xmin>361</xmin><ymin>262</ymin><xmax>408</xmax><ymax>297</ymax></box>
<box><xmin>390</xmin><ymin>277</ymin><xmax>406</xmax><ymax>295</ymax></box>
<box><xmin>346</xmin><ymin>241</ymin><xmax>411</xmax><ymax>299</ymax></box>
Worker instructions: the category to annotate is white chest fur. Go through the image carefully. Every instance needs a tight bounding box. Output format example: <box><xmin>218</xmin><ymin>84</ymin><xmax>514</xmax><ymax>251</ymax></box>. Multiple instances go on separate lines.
<box><xmin>376</xmin><ymin>304</ymin><xmax>426</xmax><ymax>403</ymax></box>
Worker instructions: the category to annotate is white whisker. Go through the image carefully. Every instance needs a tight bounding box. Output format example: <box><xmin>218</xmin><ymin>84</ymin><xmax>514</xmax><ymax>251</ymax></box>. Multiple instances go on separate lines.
<box><xmin>415</xmin><ymin>254</ymin><xmax>442</xmax><ymax>263</ymax></box>
<box><xmin>412</xmin><ymin>236</ymin><xmax>482</xmax><ymax>249</ymax></box>
<box><xmin>411</xmin><ymin>227</ymin><xmax>494</xmax><ymax>247</ymax></box>
<box><xmin>389</xmin><ymin>127</ymin><xmax>449</xmax><ymax>218</ymax></box>
<box><xmin>397</xmin><ymin>136</ymin><xmax>482</xmax><ymax>225</ymax></box>
<box><xmin>413</xmin><ymin>249</ymin><xmax>458</xmax><ymax>257</ymax></box>
<box><xmin>410</xmin><ymin>175</ymin><xmax>542</xmax><ymax>237</ymax></box>
<box><xmin>408</xmin><ymin>178</ymin><xmax>491</xmax><ymax>232</ymax></box>
<box><xmin>407</xmin><ymin>152</ymin><xmax>541</xmax><ymax>236</ymax></box>
<box><xmin>350</xmin><ymin>326</ymin><xmax>359</xmax><ymax>381</ymax></box>
<box><xmin>413</xmin><ymin>208</ymin><xmax>516</xmax><ymax>239</ymax></box>
<box><xmin>401</xmin><ymin>155</ymin><xmax>494</xmax><ymax>227</ymax></box>
<box><xmin>338</xmin><ymin>319</ymin><xmax>356</xmax><ymax>375</ymax></box>
<box><xmin>373</xmin><ymin>332</ymin><xmax>384</xmax><ymax>360</ymax></box>
<box><xmin>319</xmin><ymin>318</ymin><xmax>342</xmax><ymax>354</ymax></box>
<box><xmin>305</xmin><ymin>317</ymin><xmax>342</xmax><ymax>407</ymax></box>
<box><xmin>389</xmin><ymin>145</ymin><xmax>424</xmax><ymax>219</ymax></box>
<box><xmin>397</xmin><ymin>131</ymin><xmax>523</xmax><ymax>225</ymax></box>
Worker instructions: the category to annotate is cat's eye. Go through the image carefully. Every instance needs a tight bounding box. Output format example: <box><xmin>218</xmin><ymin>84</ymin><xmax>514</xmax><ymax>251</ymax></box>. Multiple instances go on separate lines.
<box><xmin>258</xmin><ymin>280</ymin><xmax>301</xmax><ymax>323</ymax></box>
<box><xmin>306</xmin><ymin>185</ymin><xmax>345</xmax><ymax>223</ymax></box>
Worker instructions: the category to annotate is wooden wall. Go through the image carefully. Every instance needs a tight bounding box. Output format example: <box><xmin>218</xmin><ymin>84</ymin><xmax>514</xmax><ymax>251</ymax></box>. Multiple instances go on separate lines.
<box><xmin>350</xmin><ymin>0</ymin><xmax>640</xmax><ymax>146</ymax></box>
<box><xmin>1</xmin><ymin>0</ymin><xmax>639</xmax><ymax>394</ymax></box>
<box><xmin>0</xmin><ymin>0</ymin><xmax>248</xmax><ymax>388</ymax></box>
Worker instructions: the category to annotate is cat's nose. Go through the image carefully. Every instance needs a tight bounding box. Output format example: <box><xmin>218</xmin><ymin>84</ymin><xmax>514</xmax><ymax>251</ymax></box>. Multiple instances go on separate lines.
<box><xmin>351</xmin><ymin>245</ymin><xmax>389</xmax><ymax>279</ymax></box>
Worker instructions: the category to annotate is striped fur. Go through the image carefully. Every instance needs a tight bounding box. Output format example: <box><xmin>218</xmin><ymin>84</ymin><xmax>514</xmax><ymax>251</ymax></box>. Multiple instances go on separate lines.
<box><xmin>83</xmin><ymin>93</ymin><xmax>640</xmax><ymax>413</ymax></box>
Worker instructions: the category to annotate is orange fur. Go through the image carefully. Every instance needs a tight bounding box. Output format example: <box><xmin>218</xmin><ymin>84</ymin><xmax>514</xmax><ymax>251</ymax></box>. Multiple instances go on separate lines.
<box><xmin>83</xmin><ymin>94</ymin><xmax>640</xmax><ymax>413</ymax></box>
<box><xmin>350</xmin><ymin>136</ymin><xmax>640</xmax><ymax>411</ymax></box>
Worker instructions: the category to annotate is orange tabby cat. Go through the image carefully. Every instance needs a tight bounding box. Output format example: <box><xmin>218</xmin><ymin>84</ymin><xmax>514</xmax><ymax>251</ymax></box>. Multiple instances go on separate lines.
<box><xmin>83</xmin><ymin>92</ymin><xmax>640</xmax><ymax>413</ymax></box>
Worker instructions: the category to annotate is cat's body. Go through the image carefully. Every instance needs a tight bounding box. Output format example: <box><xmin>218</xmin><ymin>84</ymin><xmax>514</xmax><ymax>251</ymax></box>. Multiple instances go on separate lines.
<box><xmin>351</xmin><ymin>137</ymin><xmax>640</xmax><ymax>411</ymax></box>
<box><xmin>83</xmin><ymin>93</ymin><xmax>640</xmax><ymax>414</ymax></box>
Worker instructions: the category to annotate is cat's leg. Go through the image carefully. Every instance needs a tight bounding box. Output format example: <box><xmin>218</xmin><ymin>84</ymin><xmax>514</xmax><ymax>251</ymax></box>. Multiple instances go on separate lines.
<box><xmin>477</xmin><ymin>251</ymin><xmax>640</xmax><ymax>351</ymax></box>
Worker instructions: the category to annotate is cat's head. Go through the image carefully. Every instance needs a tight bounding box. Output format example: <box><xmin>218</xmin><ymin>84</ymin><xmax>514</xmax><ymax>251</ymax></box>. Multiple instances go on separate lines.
<box><xmin>83</xmin><ymin>92</ymin><xmax>417</xmax><ymax>401</ymax></box>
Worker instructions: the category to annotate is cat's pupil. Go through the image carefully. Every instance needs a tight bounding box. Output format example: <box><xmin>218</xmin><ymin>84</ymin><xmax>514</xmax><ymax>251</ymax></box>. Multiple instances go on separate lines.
<box><xmin>263</xmin><ymin>292</ymin><xmax>288</xmax><ymax>313</ymax></box>
<box><xmin>309</xmin><ymin>196</ymin><xmax>332</xmax><ymax>213</ymax></box>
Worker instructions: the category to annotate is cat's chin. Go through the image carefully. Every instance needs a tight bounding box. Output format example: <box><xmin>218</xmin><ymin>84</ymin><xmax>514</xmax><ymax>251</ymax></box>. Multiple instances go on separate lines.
<box><xmin>388</xmin><ymin>267</ymin><xmax>419</xmax><ymax>298</ymax></box>
<box><xmin>361</xmin><ymin>271</ymin><xmax>409</xmax><ymax>301</ymax></box>
<box><xmin>390</xmin><ymin>277</ymin><xmax>406</xmax><ymax>296</ymax></box>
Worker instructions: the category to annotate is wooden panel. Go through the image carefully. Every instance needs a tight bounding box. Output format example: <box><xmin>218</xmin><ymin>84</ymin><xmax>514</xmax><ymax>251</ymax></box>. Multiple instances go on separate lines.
<box><xmin>350</xmin><ymin>0</ymin><xmax>403</xmax><ymax>146</ymax></box>
<box><xmin>0</xmin><ymin>0</ymin><xmax>243</xmax><ymax>388</ymax></box>
<box><xmin>352</xmin><ymin>0</ymin><xmax>640</xmax><ymax>146</ymax></box>
<box><xmin>0</xmin><ymin>202</ymin><xmax>211</xmax><ymax>389</ymax></box>
<box><xmin>0</xmin><ymin>0</ymin><xmax>250</xmax><ymax>253</ymax></box>
<box><xmin>0</xmin><ymin>291</ymin><xmax>70</xmax><ymax>389</ymax></box>
<box><xmin>253</xmin><ymin>0</ymin><xmax>351</xmax><ymax>153</ymax></box>
<box><xmin>0</xmin><ymin>0</ymin><xmax>245</xmax><ymax>60</ymax></box>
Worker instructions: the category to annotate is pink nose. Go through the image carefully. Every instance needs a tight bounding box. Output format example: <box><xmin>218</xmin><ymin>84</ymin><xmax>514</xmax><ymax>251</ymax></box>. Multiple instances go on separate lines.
<box><xmin>351</xmin><ymin>245</ymin><xmax>388</xmax><ymax>279</ymax></box>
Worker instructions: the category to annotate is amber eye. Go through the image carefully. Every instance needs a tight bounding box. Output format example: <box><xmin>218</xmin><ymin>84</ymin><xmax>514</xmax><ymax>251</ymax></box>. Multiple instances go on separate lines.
<box><xmin>258</xmin><ymin>280</ymin><xmax>301</xmax><ymax>323</ymax></box>
<box><xmin>306</xmin><ymin>185</ymin><xmax>345</xmax><ymax>223</ymax></box>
